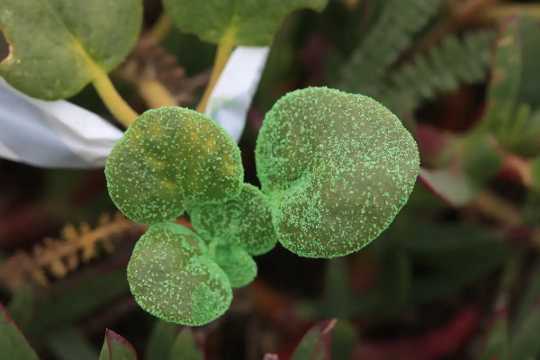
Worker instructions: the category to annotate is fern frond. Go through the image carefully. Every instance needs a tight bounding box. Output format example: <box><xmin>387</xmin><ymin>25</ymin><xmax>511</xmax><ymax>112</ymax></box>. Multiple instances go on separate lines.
<box><xmin>380</xmin><ymin>30</ymin><xmax>496</xmax><ymax>116</ymax></box>
<box><xmin>0</xmin><ymin>213</ymin><xmax>136</xmax><ymax>290</ymax></box>
<box><xmin>489</xmin><ymin>103</ymin><xmax>540</xmax><ymax>157</ymax></box>
<box><xmin>479</xmin><ymin>18</ymin><xmax>540</xmax><ymax>157</ymax></box>
<box><xmin>337</xmin><ymin>0</ymin><xmax>442</xmax><ymax>94</ymax></box>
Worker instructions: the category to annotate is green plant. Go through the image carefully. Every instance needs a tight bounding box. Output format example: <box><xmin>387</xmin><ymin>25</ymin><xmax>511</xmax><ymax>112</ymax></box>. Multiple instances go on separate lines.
<box><xmin>336</xmin><ymin>0</ymin><xmax>496</xmax><ymax>117</ymax></box>
<box><xmin>106</xmin><ymin>87</ymin><xmax>419</xmax><ymax>325</ymax></box>
<box><xmin>1</xmin><ymin>0</ymin><xmax>420</xmax><ymax>327</ymax></box>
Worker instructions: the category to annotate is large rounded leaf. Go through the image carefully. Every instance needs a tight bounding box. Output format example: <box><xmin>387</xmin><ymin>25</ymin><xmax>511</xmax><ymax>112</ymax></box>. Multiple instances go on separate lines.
<box><xmin>0</xmin><ymin>0</ymin><xmax>142</xmax><ymax>99</ymax></box>
<box><xmin>190</xmin><ymin>183</ymin><xmax>277</xmax><ymax>255</ymax></box>
<box><xmin>105</xmin><ymin>107</ymin><xmax>243</xmax><ymax>224</ymax></box>
<box><xmin>163</xmin><ymin>0</ymin><xmax>328</xmax><ymax>46</ymax></box>
<box><xmin>127</xmin><ymin>223</ymin><xmax>232</xmax><ymax>325</ymax></box>
<box><xmin>256</xmin><ymin>87</ymin><xmax>420</xmax><ymax>258</ymax></box>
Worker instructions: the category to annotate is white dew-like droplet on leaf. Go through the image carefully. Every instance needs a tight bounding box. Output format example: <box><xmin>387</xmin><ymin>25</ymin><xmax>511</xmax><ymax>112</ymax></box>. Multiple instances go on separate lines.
<box><xmin>190</xmin><ymin>183</ymin><xmax>277</xmax><ymax>256</ymax></box>
<box><xmin>213</xmin><ymin>245</ymin><xmax>257</xmax><ymax>288</ymax></box>
<box><xmin>255</xmin><ymin>87</ymin><xmax>420</xmax><ymax>258</ymax></box>
<box><xmin>127</xmin><ymin>223</ymin><xmax>232</xmax><ymax>326</ymax></box>
<box><xmin>105</xmin><ymin>107</ymin><xmax>244</xmax><ymax>224</ymax></box>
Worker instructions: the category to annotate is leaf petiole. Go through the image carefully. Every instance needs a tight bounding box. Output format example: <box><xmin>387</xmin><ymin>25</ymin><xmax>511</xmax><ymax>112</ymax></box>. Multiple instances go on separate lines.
<box><xmin>90</xmin><ymin>64</ymin><xmax>138</xmax><ymax>128</ymax></box>
<box><xmin>148</xmin><ymin>15</ymin><xmax>172</xmax><ymax>44</ymax></box>
<box><xmin>196</xmin><ymin>28</ymin><xmax>236</xmax><ymax>113</ymax></box>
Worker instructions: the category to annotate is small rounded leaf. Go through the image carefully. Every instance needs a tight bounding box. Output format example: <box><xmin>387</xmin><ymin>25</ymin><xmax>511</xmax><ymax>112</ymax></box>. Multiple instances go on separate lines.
<box><xmin>256</xmin><ymin>87</ymin><xmax>419</xmax><ymax>258</ymax></box>
<box><xmin>214</xmin><ymin>245</ymin><xmax>257</xmax><ymax>288</ymax></box>
<box><xmin>190</xmin><ymin>183</ymin><xmax>277</xmax><ymax>255</ymax></box>
<box><xmin>127</xmin><ymin>223</ymin><xmax>232</xmax><ymax>326</ymax></box>
<box><xmin>105</xmin><ymin>107</ymin><xmax>243</xmax><ymax>224</ymax></box>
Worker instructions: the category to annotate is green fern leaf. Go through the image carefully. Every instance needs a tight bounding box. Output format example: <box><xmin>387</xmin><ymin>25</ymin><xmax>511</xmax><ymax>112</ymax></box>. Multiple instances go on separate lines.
<box><xmin>337</xmin><ymin>0</ymin><xmax>442</xmax><ymax>95</ymax></box>
<box><xmin>380</xmin><ymin>30</ymin><xmax>495</xmax><ymax>116</ymax></box>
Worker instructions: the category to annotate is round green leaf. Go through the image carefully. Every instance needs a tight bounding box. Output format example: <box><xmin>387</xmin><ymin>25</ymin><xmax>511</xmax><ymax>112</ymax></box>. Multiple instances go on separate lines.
<box><xmin>163</xmin><ymin>0</ymin><xmax>328</xmax><ymax>46</ymax></box>
<box><xmin>0</xmin><ymin>0</ymin><xmax>142</xmax><ymax>99</ymax></box>
<box><xmin>127</xmin><ymin>223</ymin><xmax>232</xmax><ymax>326</ymax></box>
<box><xmin>214</xmin><ymin>245</ymin><xmax>257</xmax><ymax>288</ymax></box>
<box><xmin>105</xmin><ymin>107</ymin><xmax>244</xmax><ymax>224</ymax></box>
<box><xmin>256</xmin><ymin>87</ymin><xmax>420</xmax><ymax>258</ymax></box>
<box><xmin>190</xmin><ymin>183</ymin><xmax>277</xmax><ymax>255</ymax></box>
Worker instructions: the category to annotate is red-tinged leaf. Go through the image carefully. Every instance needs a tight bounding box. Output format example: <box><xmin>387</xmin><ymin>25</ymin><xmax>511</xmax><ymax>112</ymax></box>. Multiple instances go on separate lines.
<box><xmin>353</xmin><ymin>307</ymin><xmax>480</xmax><ymax>360</ymax></box>
<box><xmin>99</xmin><ymin>329</ymin><xmax>137</xmax><ymax>360</ymax></box>
<box><xmin>415</xmin><ymin>125</ymin><xmax>452</xmax><ymax>165</ymax></box>
<box><xmin>291</xmin><ymin>319</ymin><xmax>336</xmax><ymax>360</ymax></box>
<box><xmin>0</xmin><ymin>303</ymin><xmax>38</xmax><ymax>360</ymax></box>
<box><xmin>419</xmin><ymin>168</ymin><xmax>475</xmax><ymax>206</ymax></box>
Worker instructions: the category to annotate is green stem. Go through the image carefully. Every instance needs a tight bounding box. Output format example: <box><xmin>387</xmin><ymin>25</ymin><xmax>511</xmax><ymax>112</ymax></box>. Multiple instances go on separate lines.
<box><xmin>196</xmin><ymin>28</ymin><xmax>236</xmax><ymax>113</ymax></box>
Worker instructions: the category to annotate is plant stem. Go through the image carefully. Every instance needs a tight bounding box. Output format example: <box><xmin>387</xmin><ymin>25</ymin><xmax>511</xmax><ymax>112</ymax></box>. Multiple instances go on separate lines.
<box><xmin>148</xmin><ymin>15</ymin><xmax>172</xmax><ymax>44</ymax></box>
<box><xmin>138</xmin><ymin>79</ymin><xmax>177</xmax><ymax>108</ymax></box>
<box><xmin>196</xmin><ymin>28</ymin><xmax>236</xmax><ymax>113</ymax></box>
<box><xmin>482</xmin><ymin>4</ymin><xmax>540</xmax><ymax>21</ymax></box>
<box><xmin>91</xmin><ymin>66</ymin><xmax>138</xmax><ymax>127</ymax></box>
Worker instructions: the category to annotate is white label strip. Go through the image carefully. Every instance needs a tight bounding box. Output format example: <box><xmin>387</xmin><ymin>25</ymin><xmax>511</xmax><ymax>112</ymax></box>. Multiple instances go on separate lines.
<box><xmin>0</xmin><ymin>46</ymin><xmax>269</xmax><ymax>168</ymax></box>
<box><xmin>206</xmin><ymin>46</ymin><xmax>270</xmax><ymax>141</ymax></box>
<box><xmin>0</xmin><ymin>78</ymin><xmax>122</xmax><ymax>168</ymax></box>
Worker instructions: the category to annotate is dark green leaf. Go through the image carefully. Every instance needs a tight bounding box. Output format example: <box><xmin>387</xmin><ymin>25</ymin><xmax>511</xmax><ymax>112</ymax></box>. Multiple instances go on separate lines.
<box><xmin>98</xmin><ymin>329</ymin><xmax>137</xmax><ymax>360</ymax></box>
<box><xmin>145</xmin><ymin>321</ymin><xmax>179</xmax><ymax>360</ymax></box>
<box><xmin>190</xmin><ymin>183</ymin><xmax>277</xmax><ymax>256</ymax></box>
<box><xmin>320</xmin><ymin>258</ymin><xmax>355</xmax><ymax>318</ymax></box>
<box><xmin>479</xmin><ymin>318</ymin><xmax>509</xmax><ymax>360</ymax></box>
<box><xmin>331</xmin><ymin>320</ymin><xmax>357</xmax><ymax>360</ymax></box>
<box><xmin>484</xmin><ymin>19</ymin><xmax>522</xmax><ymax>129</ymax></box>
<box><xmin>0</xmin><ymin>0</ymin><xmax>142</xmax><ymax>99</ymax></box>
<box><xmin>510</xmin><ymin>264</ymin><xmax>540</xmax><ymax>359</ymax></box>
<box><xmin>213</xmin><ymin>245</ymin><xmax>257</xmax><ymax>288</ymax></box>
<box><xmin>256</xmin><ymin>87</ymin><xmax>419</xmax><ymax>258</ymax></box>
<box><xmin>169</xmin><ymin>330</ymin><xmax>203</xmax><ymax>360</ymax></box>
<box><xmin>105</xmin><ymin>107</ymin><xmax>244</xmax><ymax>224</ymax></box>
<box><xmin>47</xmin><ymin>327</ymin><xmax>97</xmax><ymax>360</ymax></box>
<box><xmin>462</xmin><ymin>134</ymin><xmax>502</xmax><ymax>190</ymax></box>
<box><xmin>127</xmin><ymin>223</ymin><xmax>232</xmax><ymax>325</ymax></box>
<box><xmin>291</xmin><ymin>320</ymin><xmax>335</xmax><ymax>360</ymax></box>
<box><xmin>0</xmin><ymin>304</ymin><xmax>38</xmax><ymax>360</ymax></box>
<box><xmin>163</xmin><ymin>0</ymin><xmax>328</xmax><ymax>46</ymax></box>
<box><xmin>25</xmin><ymin>268</ymin><xmax>129</xmax><ymax>337</ymax></box>
<box><xmin>531</xmin><ymin>157</ymin><xmax>540</xmax><ymax>192</ymax></box>
<box><xmin>510</xmin><ymin>310</ymin><xmax>540</xmax><ymax>360</ymax></box>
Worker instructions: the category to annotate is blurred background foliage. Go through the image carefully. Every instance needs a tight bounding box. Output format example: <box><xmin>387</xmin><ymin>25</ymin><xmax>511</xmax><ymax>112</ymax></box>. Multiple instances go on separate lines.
<box><xmin>2</xmin><ymin>0</ymin><xmax>540</xmax><ymax>359</ymax></box>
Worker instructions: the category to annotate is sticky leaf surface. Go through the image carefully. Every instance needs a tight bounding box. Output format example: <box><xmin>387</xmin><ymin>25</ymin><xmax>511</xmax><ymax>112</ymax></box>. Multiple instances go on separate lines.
<box><xmin>256</xmin><ymin>87</ymin><xmax>419</xmax><ymax>258</ymax></box>
<box><xmin>190</xmin><ymin>183</ymin><xmax>277</xmax><ymax>255</ymax></box>
<box><xmin>127</xmin><ymin>223</ymin><xmax>232</xmax><ymax>325</ymax></box>
<box><xmin>163</xmin><ymin>0</ymin><xmax>328</xmax><ymax>46</ymax></box>
<box><xmin>0</xmin><ymin>0</ymin><xmax>142</xmax><ymax>99</ymax></box>
<box><xmin>214</xmin><ymin>245</ymin><xmax>257</xmax><ymax>288</ymax></box>
<box><xmin>105</xmin><ymin>107</ymin><xmax>243</xmax><ymax>224</ymax></box>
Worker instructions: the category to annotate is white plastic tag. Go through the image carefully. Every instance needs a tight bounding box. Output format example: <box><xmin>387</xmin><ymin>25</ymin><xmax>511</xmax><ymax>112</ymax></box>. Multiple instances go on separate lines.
<box><xmin>206</xmin><ymin>46</ymin><xmax>270</xmax><ymax>141</ymax></box>
<box><xmin>0</xmin><ymin>78</ymin><xmax>123</xmax><ymax>168</ymax></box>
<box><xmin>0</xmin><ymin>46</ymin><xmax>270</xmax><ymax>168</ymax></box>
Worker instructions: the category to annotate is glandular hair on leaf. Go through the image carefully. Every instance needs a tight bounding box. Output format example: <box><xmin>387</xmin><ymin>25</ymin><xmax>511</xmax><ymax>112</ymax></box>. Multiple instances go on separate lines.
<box><xmin>256</xmin><ymin>87</ymin><xmax>420</xmax><ymax>258</ymax></box>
